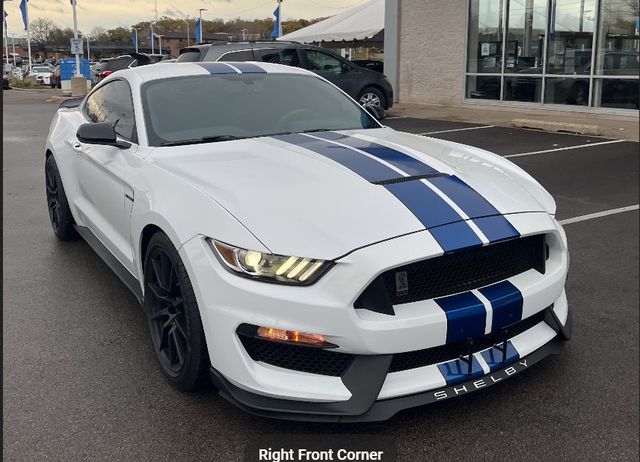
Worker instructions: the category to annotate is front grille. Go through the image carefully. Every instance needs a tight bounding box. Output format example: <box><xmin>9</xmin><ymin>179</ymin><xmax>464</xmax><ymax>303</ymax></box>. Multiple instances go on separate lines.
<box><xmin>355</xmin><ymin>234</ymin><xmax>546</xmax><ymax>311</ymax></box>
<box><xmin>239</xmin><ymin>335</ymin><xmax>354</xmax><ymax>377</ymax></box>
<box><xmin>389</xmin><ymin>309</ymin><xmax>548</xmax><ymax>373</ymax></box>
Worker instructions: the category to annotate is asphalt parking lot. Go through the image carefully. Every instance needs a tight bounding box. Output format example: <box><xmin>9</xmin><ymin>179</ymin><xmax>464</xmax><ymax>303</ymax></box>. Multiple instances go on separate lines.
<box><xmin>3</xmin><ymin>90</ymin><xmax>639</xmax><ymax>461</ymax></box>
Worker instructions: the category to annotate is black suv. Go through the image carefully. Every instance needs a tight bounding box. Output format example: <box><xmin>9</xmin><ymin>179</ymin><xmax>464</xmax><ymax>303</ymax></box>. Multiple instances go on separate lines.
<box><xmin>176</xmin><ymin>41</ymin><xmax>394</xmax><ymax>109</ymax></box>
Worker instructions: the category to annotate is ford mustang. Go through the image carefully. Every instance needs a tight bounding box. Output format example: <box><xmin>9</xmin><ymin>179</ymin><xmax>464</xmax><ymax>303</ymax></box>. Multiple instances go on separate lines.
<box><xmin>44</xmin><ymin>62</ymin><xmax>570</xmax><ymax>422</ymax></box>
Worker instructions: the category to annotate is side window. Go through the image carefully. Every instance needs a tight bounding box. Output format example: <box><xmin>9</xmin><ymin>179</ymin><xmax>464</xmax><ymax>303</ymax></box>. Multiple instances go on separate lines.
<box><xmin>303</xmin><ymin>50</ymin><xmax>346</xmax><ymax>75</ymax></box>
<box><xmin>85</xmin><ymin>80</ymin><xmax>136</xmax><ymax>142</ymax></box>
<box><xmin>219</xmin><ymin>50</ymin><xmax>255</xmax><ymax>62</ymax></box>
<box><xmin>254</xmin><ymin>48</ymin><xmax>301</xmax><ymax>68</ymax></box>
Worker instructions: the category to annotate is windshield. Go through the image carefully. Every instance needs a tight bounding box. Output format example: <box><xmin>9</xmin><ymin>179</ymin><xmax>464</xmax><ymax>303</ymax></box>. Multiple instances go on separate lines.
<box><xmin>142</xmin><ymin>73</ymin><xmax>380</xmax><ymax>147</ymax></box>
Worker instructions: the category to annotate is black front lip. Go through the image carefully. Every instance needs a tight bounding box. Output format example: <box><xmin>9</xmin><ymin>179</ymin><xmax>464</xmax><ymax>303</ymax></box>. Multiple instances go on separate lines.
<box><xmin>210</xmin><ymin>309</ymin><xmax>571</xmax><ymax>422</ymax></box>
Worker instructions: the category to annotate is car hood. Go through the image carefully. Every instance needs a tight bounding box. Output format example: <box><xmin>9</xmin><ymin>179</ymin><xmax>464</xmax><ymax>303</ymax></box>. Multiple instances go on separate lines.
<box><xmin>149</xmin><ymin>128</ymin><xmax>551</xmax><ymax>260</ymax></box>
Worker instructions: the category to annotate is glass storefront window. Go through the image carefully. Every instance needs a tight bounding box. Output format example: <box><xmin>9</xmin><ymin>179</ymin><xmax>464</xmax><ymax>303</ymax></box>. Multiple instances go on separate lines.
<box><xmin>544</xmin><ymin>77</ymin><xmax>590</xmax><ymax>105</ymax></box>
<box><xmin>465</xmin><ymin>0</ymin><xmax>638</xmax><ymax>111</ymax></box>
<box><xmin>466</xmin><ymin>75</ymin><xmax>501</xmax><ymax>100</ymax></box>
<box><xmin>467</xmin><ymin>0</ymin><xmax>505</xmax><ymax>73</ymax></box>
<box><xmin>593</xmin><ymin>79</ymin><xmax>640</xmax><ymax>109</ymax></box>
<box><xmin>595</xmin><ymin>0</ymin><xmax>640</xmax><ymax>75</ymax></box>
<box><xmin>506</xmin><ymin>0</ymin><xmax>548</xmax><ymax>73</ymax></box>
<box><xmin>546</xmin><ymin>0</ymin><xmax>596</xmax><ymax>74</ymax></box>
<box><xmin>504</xmin><ymin>77</ymin><xmax>543</xmax><ymax>102</ymax></box>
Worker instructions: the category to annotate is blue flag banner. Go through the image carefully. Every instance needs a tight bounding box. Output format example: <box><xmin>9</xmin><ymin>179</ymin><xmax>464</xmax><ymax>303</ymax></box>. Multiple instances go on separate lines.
<box><xmin>271</xmin><ymin>4</ymin><xmax>281</xmax><ymax>38</ymax></box>
<box><xmin>195</xmin><ymin>18</ymin><xmax>202</xmax><ymax>43</ymax></box>
<box><xmin>131</xmin><ymin>32</ymin><xmax>137</xmax><ymax>47</ymax></box>
<box><xmin>148</xmin><ymin>30</ymin><xmax>153</xmax><ymax>44</ymax></box>
<box><xmin>3</xmin><ymin>10</ymin><xmax>7</xmax><ymax>30</ymax></box>
<box><xmin>19</xmin><ymin>0</ymin><xmax>28</xmax><ymax>31</ymax></box>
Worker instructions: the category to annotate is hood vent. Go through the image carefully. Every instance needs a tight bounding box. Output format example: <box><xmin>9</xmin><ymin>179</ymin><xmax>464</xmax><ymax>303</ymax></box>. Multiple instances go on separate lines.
<box><xmin>372</xmin><ymin>173</ymin><xmax>450</xmax><ymax>186</ymax></box>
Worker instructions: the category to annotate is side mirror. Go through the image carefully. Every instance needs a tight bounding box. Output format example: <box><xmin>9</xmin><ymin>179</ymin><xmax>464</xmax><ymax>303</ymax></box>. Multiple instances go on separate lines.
<box><xmin>365</xmin><ymin>105</ymin><xmax>386</xmax><ymax>121</ymax></box>
<box><xmin>76</xmin><ymin>123</ymin><xmax>130</xmax><ymax>148</ymax></box>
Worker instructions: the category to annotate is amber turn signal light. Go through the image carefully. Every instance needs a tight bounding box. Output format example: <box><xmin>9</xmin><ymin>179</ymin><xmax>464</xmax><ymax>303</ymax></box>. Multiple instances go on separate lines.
<box><xmin>256</xmin><ymin>326</ymin><xmax>328</xmax><ymax>347</ymax></box>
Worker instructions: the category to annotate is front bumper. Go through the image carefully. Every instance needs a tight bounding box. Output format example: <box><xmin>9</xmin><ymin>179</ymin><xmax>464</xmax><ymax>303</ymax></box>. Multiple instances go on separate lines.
<box><xmin>179</xmin><ymin>213</ymin><xmax>569</xmax><ymax>420</ymax></box>
<box><xmin>210</xmin><ymin>308</ymin><xmax>570</xmax><ymax>422</ymax></box>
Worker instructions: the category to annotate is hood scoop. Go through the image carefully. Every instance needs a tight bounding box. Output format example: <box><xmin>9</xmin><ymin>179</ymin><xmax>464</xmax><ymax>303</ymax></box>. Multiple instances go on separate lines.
<box><xmin>372</xmin><ymin>173</ymin><xmax>451</xmax><ymax>186</ymax></box>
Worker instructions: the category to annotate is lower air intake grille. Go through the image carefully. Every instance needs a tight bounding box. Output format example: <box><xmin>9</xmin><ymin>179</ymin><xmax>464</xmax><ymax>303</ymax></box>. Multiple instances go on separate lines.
<box><xmin>355</xmin><ymin>234</ymin><xmax>546</xmax><ymax>310</ymax></box>
<box><xmin>389</xmin><ymin>309</ymin><xmax>548</xmax><ymax>373</ymax></box>
<box><xmin>239</xmin><ymin>335</ymin><xmax>354</xmax><ymax>377</ymax></box>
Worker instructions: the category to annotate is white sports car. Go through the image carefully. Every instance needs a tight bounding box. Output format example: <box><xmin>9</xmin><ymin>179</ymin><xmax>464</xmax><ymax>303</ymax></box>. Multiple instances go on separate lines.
<box><xmin>45</xmin><ymin>62</ymin><xmax>570</xmax><ymax>422</ymax></box>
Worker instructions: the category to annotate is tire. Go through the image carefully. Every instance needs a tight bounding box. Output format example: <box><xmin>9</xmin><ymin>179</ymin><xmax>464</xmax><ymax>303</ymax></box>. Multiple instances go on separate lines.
<box><xmin>358</xmin><ymin>86</ymin><xmax>386</xmax><ymax>109</ymax></box>
<box><xmin>45</xmin><ymin>155</ymin><xmax>78</xmax><ymax>241</ymax></box>
<box><xmin>143</xmin><ymin>231</ymin><xmax>210</xmax><ymax>391</ymax></box>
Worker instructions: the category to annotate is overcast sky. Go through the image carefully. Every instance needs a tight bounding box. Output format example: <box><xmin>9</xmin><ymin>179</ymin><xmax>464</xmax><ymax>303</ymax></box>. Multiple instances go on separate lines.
<box><xmin>3</xmin><ymin>0</ymin><xmax>366</xmax><ymax>35</ymax></box>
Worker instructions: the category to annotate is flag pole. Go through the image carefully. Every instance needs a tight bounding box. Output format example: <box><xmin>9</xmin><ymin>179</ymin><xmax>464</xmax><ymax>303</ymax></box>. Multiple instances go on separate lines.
<box><xmin>25</xmin><ymin>1</ymin><xmax>32</xmax><ymax>72</ymax></box>
<box><xmin>4</xmin><ymin>16</ymin><xmax>9</xmax><ymax>65</ymax></box>
<box><xmin>150</xmin><ymin>22</ymin><xmax>155</xmax><ymax>54</ymax></box>
<box><xmin>12</xmin><ymin>35</ymin><xmax>16</xmax><ymax>66</ymax></box>
<box><xmin>278</xmin><ymin>0</ymin><xmax>283</xmax><ymax>37</ymax></box>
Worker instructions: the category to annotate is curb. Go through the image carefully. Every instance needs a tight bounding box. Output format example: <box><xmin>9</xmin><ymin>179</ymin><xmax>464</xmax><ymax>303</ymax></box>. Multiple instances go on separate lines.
<box><xmin>511</xmin><ymin>118</ymin><xmax>601</xmax><ymax>136</ymax></box>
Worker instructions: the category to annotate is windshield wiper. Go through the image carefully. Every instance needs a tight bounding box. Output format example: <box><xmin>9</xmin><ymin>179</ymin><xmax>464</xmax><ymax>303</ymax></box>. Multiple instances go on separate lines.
<box><xmin>160</xmin><ymin>135</ymin><xmax>241</xmax><ymax>147</ymax></box>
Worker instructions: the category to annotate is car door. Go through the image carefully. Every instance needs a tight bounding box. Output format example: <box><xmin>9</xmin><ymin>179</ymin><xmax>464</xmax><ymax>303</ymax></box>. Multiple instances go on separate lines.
<box><xmin>73</xmin><ymin>79</ymin><xmax>137</xmax><ymax>274</ymax></box>
<box><xmin>300</xmin><ymin>48</ymin><xmax>359</xmax><ymax>98</ymax></box>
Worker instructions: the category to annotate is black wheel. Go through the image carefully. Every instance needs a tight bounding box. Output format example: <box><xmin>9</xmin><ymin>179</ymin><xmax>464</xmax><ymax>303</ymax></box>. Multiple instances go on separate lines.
<box><xmin>144</xmin><ymin>232</ymin><xmax>210</xmax><ymax>391</ymax></box>
<box><xmin>358</xmin><ymin>86</ymin><xmax>386</xmax><ymax>109</ymax></box>
<box><xmin>45</xmin><ymin>155</ymin><xmax>77</xmax><ymax>241</ymax></box>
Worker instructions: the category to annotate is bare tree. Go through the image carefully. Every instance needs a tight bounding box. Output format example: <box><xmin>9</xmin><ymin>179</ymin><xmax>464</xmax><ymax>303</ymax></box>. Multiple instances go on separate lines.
<box><xmin>30</xmin><ymin>18</ymin><xmax>57</xmax><ymax>44</ymax></box>
<box><xmin>89</xmin><ymin>26</ymin><xmax>109</xmax><ymax>42</ymax></box>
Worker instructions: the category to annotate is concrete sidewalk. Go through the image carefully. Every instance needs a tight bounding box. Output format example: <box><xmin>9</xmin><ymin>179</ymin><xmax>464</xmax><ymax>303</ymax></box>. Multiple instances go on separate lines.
<box><xmin>388</xmin><ymin>102</ymin><xmax>639</xmax><ymax>141</ymax></box>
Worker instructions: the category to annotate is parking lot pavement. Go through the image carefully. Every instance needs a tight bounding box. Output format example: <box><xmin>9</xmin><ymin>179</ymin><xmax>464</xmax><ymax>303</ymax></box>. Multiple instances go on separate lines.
<box><xmin>3</xmin><ymin>90</ymin><xmax>639</xmax><ymax>461</ymax></box>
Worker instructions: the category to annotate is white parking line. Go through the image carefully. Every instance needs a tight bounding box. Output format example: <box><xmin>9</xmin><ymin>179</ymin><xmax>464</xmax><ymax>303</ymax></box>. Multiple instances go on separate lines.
<box><xmin>385</xmin><ymin>116</ymin><xmax>407</xmax><ymax>120</ymax></box>
<box><xmin>419</xmin><ymin>125</ymin><xmax>494</xmax><ymax>135</ymax></box>
<box><xmin>504</xmin><ymin>139</ymin><xmax>626</xmax><ymax>158</ymax></box>
<box><xmin>559</xmin><ymin>205</ymin><xmax>639</xmax><ymax>225</ymax></box>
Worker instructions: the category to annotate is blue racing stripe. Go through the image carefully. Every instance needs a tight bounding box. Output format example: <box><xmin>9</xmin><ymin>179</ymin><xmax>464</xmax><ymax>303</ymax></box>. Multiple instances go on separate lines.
<box><xmin>429</xmin><ymin>176</ymin><xmax>520</xmax><ymax>242</ymax></box>
<box><xmin>230</xmin><ymin>62</ymin><xmax>266</xmax><ymax>73</ymax></box>
<box><xmin>317</xmin><ymin>134</ymin><xmax>520</xmax><ymax>243</ymax></box>
<box><xmin>384</xmin><ymin>182</ymin><xmax>482</xmax><ymax>251</ymax></box>
<box><xmin>472</xmin><ymin>215</ymin><xmax>520</xmax><ymax>242</ymax></box>
<box><xmin>429</xmin><ymin>221</ymin><xmax>483</xmax><ymax>252</ymax></box>
<box><xmin>274</xmin><ymin>134</ymin><xmax>398</xmax><ymax>182</ymax></box>
<box><xmin>276</xmin><ymin>134</ymin><xmax>482</xmax><ymax>252</ymax></box>
<box><xmin>196</xmin><ymin>62</ymin><xmax>238</xmax><ymax>74</ymax></box>
<box><xmin>479</xmin><ymin>280</ymin><xmax>523</xmax><ymax>331</ymax></box>
<box><xmin>313</xmin><ymin>132</ymin><xmax>437</xmax><ymax>176</ymax></box>
<box><xmin>437</xmin><ymin>356</ymin><xmax>484</xmax><ymax>385</ymax></box>
<box><xmin>435</xmin><ymin>291</ymin><xmax>486</xmax><ymax>343</ymax></box>
<box><xmin>480</xmin><ymin>341</ymin><xmax>519</xmax><ymax>372</ymax></box>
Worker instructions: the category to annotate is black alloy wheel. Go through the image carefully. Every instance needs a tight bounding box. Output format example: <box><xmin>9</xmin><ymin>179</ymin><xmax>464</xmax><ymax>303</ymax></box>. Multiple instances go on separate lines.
<box><xmin>144</xmin><ymin>232</ymin><xmax>210</xmax><ymax>390</ymax></box>
<box><xmin>45</xmin><ymin>155</ymin><xmax>77</xmax><ymax>241</ymax></box>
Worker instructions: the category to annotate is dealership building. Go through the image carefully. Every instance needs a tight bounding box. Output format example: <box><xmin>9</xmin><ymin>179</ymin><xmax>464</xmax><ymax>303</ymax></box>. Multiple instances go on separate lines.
<box><xmin>384</xmin><ymin>0</ymin><xmax>639</xmax><ymax>113</ymax></box>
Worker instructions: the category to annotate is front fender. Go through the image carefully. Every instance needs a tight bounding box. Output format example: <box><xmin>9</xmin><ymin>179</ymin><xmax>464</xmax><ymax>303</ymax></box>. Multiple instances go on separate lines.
<box><xmin>129</xmin><ymin>160</ymin><xmax>269</xmax><ymax>287</ymax></box>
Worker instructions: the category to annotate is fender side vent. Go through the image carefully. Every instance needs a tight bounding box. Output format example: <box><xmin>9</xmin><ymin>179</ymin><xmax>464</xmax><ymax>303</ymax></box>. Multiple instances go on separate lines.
<box><xmin>372</xmin><ymin>173</ymin><xmax>450</xmax><ymax>185</ymax></box>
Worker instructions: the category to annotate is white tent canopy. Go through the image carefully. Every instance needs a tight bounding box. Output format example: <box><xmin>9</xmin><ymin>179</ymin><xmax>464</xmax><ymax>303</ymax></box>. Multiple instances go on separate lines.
<box><xmin>278</xmin><ymin>0</ymin><xmax>384</xmax><ymax>44</ymax></box>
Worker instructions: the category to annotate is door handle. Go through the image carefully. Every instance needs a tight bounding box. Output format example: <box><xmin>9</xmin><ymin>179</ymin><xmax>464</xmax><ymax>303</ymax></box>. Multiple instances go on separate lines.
<box><xmin>72</xmin><ymin>141</ymin><xmax>82</xmax><ymax>151</ymax></box>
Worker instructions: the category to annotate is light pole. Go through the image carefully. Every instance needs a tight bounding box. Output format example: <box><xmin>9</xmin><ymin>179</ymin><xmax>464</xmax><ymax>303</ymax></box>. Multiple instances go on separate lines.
<box><xmin>71</xmin><ymin>0</ymin><xmax>81</xmax><ymax>77</ymax></box>
<box><xmin>158</xmin><ymin>34</ymin><xmax>163</xmax><ymax>54</ymax></box>
<box><xmin>150</xmin><ymin>21</ymin><xmax>155</xmax><ymax>54</ymax></box>
<box><xmin>86</xmin><ymin>35</ymin><xmax>90</xmax><ymax>60</ymax></box>
<box><xmin>198</xmin><ymin>8</ymin><xmax>207</xmax><ymax>43</ymax></box>
<box><xmin>241</xmin><ymin>29</ymin><xmax>247</xmax><ymax>41</ymax></box>
<box><xmin>12</xmin><ymin>35</ymin><xmax>16</xmax><ymax>66</ymax></box>
<box><xmin>131</xmin><ymin>27</ymin><xmax>139</xmax><ymax>53</ymax></box>
<box><xmin>184</xmin><ymin>16</ymin><xmax>190</xmax><ymax>46</ymax></box>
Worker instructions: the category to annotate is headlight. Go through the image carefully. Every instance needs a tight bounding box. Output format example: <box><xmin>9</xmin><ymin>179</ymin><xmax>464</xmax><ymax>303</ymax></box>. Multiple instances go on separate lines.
<box><xmin>209</xmin><ymin>240</ymin><xmax>332</xmax><ymax>285</ymax></box>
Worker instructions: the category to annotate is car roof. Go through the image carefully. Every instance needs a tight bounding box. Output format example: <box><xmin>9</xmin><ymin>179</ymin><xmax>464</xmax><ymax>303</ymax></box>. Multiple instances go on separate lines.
<box><xmin>106</xmin><ymin>61</ymin><xmax>316</xmax><ymax>84</ymax></box>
